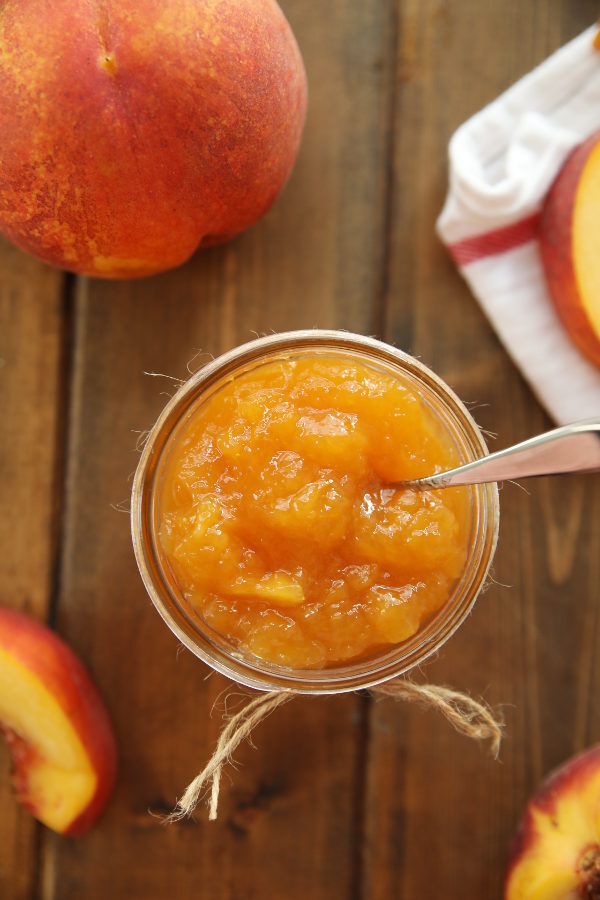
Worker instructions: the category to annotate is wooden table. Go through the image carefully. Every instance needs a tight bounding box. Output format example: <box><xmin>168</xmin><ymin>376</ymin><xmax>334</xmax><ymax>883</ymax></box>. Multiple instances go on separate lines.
<box><xmin>2</xmin><ymin>2</ymin><xmax>599</xmax><ymax>897</ymax></box>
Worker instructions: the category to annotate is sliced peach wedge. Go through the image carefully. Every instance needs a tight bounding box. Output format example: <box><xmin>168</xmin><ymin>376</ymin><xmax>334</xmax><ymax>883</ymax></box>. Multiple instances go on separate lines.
<box><xmin>0</xmin><ymin>607</ymin><xmax>117</xmax><ymax>835</ymax></box>
<box><xmin>539</xmin><ymin>131</ymin><xmax>600</xmax><ymax>368</ymax></box>
<box><xmin>505</xmin><ymin>745</ymin><xmax>600</xmax><ymax>899</ymax></box>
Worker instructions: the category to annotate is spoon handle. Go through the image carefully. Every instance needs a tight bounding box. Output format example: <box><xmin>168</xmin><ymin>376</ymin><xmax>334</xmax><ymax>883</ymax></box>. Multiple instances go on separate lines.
<box><xmin>405</xmin><ymin>419</ymin><xmax>600</xmax><ymax>490</ymax></box>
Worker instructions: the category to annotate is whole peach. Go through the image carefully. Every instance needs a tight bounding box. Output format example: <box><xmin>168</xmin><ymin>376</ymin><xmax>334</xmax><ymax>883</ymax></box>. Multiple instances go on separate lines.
<box><xmin>0</xmin><ymin>0</ymin><xmax>307</xmax><ymax>278</ymax></box>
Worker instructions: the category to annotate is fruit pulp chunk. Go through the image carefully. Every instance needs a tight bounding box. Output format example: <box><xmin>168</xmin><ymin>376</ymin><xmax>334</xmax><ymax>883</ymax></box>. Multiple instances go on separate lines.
<box><xmin>158</xmin><ymin>356</ymin><xmax>472</xmax><ymax>668</ymax></box>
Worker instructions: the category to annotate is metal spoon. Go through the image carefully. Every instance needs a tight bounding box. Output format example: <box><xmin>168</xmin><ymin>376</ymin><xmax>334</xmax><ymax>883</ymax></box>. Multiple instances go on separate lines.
<box><xmin>396</xmin><ymin>419</ymin><xmax>600</xmax><ymax>490</ymax></box>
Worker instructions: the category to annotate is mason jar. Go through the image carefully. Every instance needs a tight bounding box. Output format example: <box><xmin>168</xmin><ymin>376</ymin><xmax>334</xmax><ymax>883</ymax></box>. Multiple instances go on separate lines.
<box><xmin>131</xmin><ymin>330</ymin><xmax>500</xmax><ymax>694</ymax></box>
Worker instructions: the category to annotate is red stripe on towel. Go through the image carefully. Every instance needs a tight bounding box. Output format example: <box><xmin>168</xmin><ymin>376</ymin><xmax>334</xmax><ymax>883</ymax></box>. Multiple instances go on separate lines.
<box><xmin>448</xmin><ymin>212</ymin><xmax>541</xmax><ymax>266</ymax></box>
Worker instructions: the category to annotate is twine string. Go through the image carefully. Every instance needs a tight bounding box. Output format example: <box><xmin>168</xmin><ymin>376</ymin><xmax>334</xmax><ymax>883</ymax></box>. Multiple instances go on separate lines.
<box><xmin>168</xmin><ymin>690</ymin><xmax>291</xmax><ymax>822</ymax></box>
<box><xmin>169</xmin><ymin>679</ymin><xmax>502</xmax><ymax>822</ymax></box>
<box><xmin>370</xmin><ymin>679</ymin><xmax>503</xmax><ymax>758</ymax></box>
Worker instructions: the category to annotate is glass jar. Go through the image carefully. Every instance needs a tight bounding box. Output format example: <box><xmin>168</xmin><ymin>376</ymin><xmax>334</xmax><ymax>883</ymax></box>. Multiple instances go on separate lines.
<box><xmin>131</xmin><ymin>330</ymin><xmax>499</xmax><ymax>694</ymax></box>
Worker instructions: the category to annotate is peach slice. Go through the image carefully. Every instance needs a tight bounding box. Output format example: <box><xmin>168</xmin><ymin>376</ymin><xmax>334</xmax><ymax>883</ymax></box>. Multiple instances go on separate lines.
<box><xmin>539</xmin><ymin>131</ymin><xmax>600</xmax><ymax>368</ymax></box>
<box><xmin>505</xmin><ymin>745</ymin><xmax>600</xmax><ymax>898</ymax></box>
<box><xmin>0</xmin><ymin>608</ymin><xmax>117</xmax><ymax>835</ymax></box>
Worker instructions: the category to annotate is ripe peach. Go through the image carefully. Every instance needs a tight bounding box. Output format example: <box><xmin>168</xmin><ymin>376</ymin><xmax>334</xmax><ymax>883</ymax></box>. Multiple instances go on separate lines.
<box><xmin>0</xmin><ymin>607</ymin><xmax>117</xmax><ymax>835</ymax></box>
<box><xmin>505</xmin><ymin>745</ymin><xmax>600</xmax><ymax>898</ymax></box>
<box><xmin>539</xmin><ymin>131</ymin><xmax>600</xmax><ymax>368</ymax></box>
<box><xmin>0</xmin><ymin>0</ymin><xmax>307</xmax><ymax>278</ymax></box>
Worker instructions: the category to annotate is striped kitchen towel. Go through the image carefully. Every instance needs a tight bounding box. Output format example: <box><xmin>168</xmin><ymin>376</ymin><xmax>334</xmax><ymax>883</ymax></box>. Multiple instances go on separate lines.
<box><xmin>437</xmin><ymin>25</ymin><xmax>600</xmax><ymax>424</ymax></box>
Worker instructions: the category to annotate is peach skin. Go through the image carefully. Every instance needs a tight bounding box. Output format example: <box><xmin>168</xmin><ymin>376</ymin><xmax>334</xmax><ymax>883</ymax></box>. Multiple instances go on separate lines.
<box><xmin>540</xmin><ymin>131</ymin><xmax>600</xmax><ymax>369</ymax></box>
<box><xmin>0</xmin><ymin>607</ymin><xmax>117</xmax><ymax>835</ymax></box>
<box><xmin>0</xmin><ymin>0</ymin><xmax>307</xmax><ymax>277</ymax></box>
<box><xmin>505</xmin><ymin>745</ymin><xmax>600</xmax><ymax>899</ymax></box>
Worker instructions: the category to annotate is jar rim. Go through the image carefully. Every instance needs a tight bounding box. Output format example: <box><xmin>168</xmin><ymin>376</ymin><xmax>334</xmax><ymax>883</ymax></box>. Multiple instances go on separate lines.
<box><xmin>131</xmin><ymin>330</ymin><xmax>500</xmax><ymax>694</ymax></box>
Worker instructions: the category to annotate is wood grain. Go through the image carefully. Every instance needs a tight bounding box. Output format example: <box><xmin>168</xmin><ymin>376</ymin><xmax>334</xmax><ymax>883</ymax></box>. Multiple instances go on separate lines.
<box><xmin>2</xmin><ymin>1</ymin><xmax>599</xmax><ymax>898</ymax></box>
<box><xmin>0</xmin><ymin>237</ymin><xmax>66</xmax><ymax>899</ymax></box>
<box><xmin>38</xmin><ymin>1</ymin><xmax>394</xmax><ymax>897</ymax></box>
<box><xmin>364</xmin><ymin>1</ymin><xmax>600</xmax><ymax>898</ymax></box>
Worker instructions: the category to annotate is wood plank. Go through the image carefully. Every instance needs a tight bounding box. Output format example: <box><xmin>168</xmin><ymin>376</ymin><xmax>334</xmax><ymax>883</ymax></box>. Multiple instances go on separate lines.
<box><xmin>364</xmin><ymin>1</ymin><xmax>599</xmax><ymax>898</ymax></box>
<box><xmin>40</xmin><ymin>1</ymin><xmax>393</xmax><ymax>897</ymax></box>
<box><xmin>0</xmin><ymin>237</ymin><xmax>66</xmax><ymax>899</ymax></box>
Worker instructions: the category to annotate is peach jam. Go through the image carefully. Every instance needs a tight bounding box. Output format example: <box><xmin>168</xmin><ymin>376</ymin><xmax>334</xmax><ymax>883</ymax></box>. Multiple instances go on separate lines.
<box><xmin>156</xmin><ymin>354</ymin><xmax>472</xmax><ymax>670</ymax></box>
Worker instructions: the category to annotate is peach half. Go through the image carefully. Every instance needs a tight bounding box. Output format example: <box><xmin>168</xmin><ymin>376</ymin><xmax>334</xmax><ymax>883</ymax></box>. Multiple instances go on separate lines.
<box><xmin>0</xmin><ymin>608</ymin><xmax>117</xmax><ymax>835</ymax></box>
<box><xmin>539</xmin><ymin>131</ymin><xmax>600</xmax><ymax>368</ymax></box>
<box><xmin>505</xmin><ymin>745</ymin><xmax>600</xmax><ymax>899</ymax></box>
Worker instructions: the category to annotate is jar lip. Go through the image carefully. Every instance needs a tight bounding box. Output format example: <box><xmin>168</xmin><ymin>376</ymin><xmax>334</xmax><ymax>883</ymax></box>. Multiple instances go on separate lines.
<box><xmin>131</xmin><ymin>330</ymin><xmax>500</xmax><ymax>694</ymax></box>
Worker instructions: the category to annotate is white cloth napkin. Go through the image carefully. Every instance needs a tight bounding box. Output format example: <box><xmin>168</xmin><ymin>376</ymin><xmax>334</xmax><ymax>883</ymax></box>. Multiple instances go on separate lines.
<box><xmin>437</xmin><ymin>25</ymin><xmax>600</xmax><ymax>425</ymax></box>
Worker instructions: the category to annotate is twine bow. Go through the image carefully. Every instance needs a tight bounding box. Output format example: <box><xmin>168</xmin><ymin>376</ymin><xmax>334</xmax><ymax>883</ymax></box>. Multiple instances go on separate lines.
<box><xmin>167</xmin><ymin>679</ymin><xmax>502</xmax><ymax>822</ymax></box>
